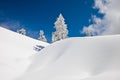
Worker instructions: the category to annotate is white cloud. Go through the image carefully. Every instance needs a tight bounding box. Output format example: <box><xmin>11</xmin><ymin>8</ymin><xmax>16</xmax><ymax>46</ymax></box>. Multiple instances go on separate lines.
<box><xmin>82</xmin><ymin>0</ymin><xmax>120</xmax><ymax>36</ymax></box>
<box><xmin>82</xmin><ymin>15</ymin><xmax>105</xmax><ymax>36</ymax></box>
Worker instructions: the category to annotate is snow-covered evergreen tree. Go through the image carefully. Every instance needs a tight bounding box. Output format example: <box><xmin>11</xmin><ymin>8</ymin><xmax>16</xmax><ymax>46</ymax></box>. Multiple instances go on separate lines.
<box><xmin>85</xmin><ymin>28</ymin><xmax>91</xmax><ymax>36</ymax></box>
<box><xmin>82</xmin><ymin>27</ymin><xmax>92</xmax><ymax>36</ymax></box>
<box><xmin>38</xmin><ymin>30</ymin><xmax>47</xmax><ymax>42</ymax></box>
<box><xmin>17</xmin><ymin>28</ymin><xmax>26</xmax><ymax>35</ymax></box>
<box><xmin>52</xmin><ymin>13</ymin><xmax>68</xmax><ymax>42</ymax></box>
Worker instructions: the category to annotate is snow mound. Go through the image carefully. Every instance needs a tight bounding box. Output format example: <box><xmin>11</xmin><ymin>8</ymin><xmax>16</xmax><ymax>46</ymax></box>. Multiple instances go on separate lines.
<box><xmin>0</xmin><ymin>27</ymin><xmax>49</xmax><ymax>80</ymax></box>
<box><xmin>18</xmin><ymin>35</ymin><xmax>120</xmax><ymax>80</ymax></box>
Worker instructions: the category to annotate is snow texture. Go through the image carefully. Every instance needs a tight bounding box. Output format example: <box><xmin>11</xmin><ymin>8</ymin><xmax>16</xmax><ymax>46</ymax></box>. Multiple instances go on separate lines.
<box><xmin>17</xmin><ymin>35</ymin><xmax>120</xmax><ymax>80</ymax></box>
<box><xmin>0</xmin><ymin>27</ymin><xmax>49</xmax><ymax>80</ymax></box>
<box><xmin>0</xmin><ymin>26</ymin><xmax>120</xmax><ymax>80</ymax></box>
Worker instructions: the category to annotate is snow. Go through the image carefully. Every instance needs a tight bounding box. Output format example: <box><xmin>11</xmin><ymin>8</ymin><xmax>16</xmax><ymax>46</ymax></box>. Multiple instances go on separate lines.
<box><xmin>0</xmin><ymin>26</ymin><xmax>120</xmax><ymax>80</ymax></box>
<box><xmin>0</xmin><ymin>27</ymin><xmax>49</xmax><ymax>80</ymax></box>
<box><xmin>17</xmin><ymin>35</ymin><xmax>120</xmax><ymax>80</ymax></box>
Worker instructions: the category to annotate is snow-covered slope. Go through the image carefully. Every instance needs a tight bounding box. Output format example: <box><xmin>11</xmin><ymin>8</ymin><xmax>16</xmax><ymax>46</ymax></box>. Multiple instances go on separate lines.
<box><xmin>17</xmin><ymin>35</ymin><xmax>120</xmax><ymax>80</ymax></box>
<box><xmin>0</xmin><ymin>27</ymin><xmax>49</xmax><ymax>80</ymax></box>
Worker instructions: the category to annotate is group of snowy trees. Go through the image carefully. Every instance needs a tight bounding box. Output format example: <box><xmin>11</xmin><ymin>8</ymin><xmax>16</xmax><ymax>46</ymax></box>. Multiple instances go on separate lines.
<box><xmin>17</xmin><ymin>13</ymin><xmax>91</xmax><ymax>43</ymax></box>
<box><xmin>17</xmin><ymin>13</ymin><xmax>68</xmax><ymax>43</ymax></box>
<box><xmin>17</xmin><ymin>28</ymin><xmax>47</xmax><ymax>42</ymax></box>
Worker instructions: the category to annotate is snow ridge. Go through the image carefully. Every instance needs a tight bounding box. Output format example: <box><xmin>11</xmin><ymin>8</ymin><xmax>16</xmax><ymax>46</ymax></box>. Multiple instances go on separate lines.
<box><xmin>0</xmin><ymin>27</ymin><xmax>49</xmax><ymax>80</ymax></box>
<box><xmin>18</xmin><ymin>35</ymin><xmax>120</xmax><ymax>80</ymax></box>
<box><xmin>0</xmin><ymin>27</ymin><xmax>120</xmax><ymax>80</ymax></box>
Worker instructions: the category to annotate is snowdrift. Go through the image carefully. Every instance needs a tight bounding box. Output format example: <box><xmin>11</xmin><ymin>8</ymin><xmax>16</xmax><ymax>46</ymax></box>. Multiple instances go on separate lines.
<box><xmin>17</xmin><ymin>35</ymin><xmax>120</xmax><ymax>80</ymax></box>
<box><xmin>0</xmin><ymin>27</ymin><xmax>49</xmax><ymax>80</ymax></box>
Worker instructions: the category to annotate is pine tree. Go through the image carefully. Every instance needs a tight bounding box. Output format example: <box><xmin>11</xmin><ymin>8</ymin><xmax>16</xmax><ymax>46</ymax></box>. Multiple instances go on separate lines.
<box><xmin>52</xmin><ymin>13</ymin><xmax>68</xmax><ymax>42</ymax></box>
<box><xmin>38</xmin><ymin>30</ymin><xmax>47</xmax><ymax>42</ymax></box>
<box><xmin>85</xmin><ymin>28</ymin><xmax>91</xmax><ymax>36</ymax></box>
<box><xmin>17</xmin><ymin>28</ymin><xmax>26</xmax><ymax>35</ymax></box>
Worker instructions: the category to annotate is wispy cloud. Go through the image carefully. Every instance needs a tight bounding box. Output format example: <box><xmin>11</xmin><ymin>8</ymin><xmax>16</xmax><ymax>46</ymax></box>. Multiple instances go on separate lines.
<box><xmin>0</xmin><ymin>11</ymin><xmax>41</xmax><ymax>40</ymax></box>
<box><xmin>0</xmin><ymin>20</ymin><xmax>22</xmax><ymax>30</ymax></box>
<box><xmin>82</xmin><ymin>0</ymin><xmax>120</xmax><ymax>36</ymax></box>
<box><xmin>82</xmin><ymin>15</ymin><xmax>106</xmax><ymax>36</ymax></box>
<box><xmin>0</xmin><ymin>11</ymin><xmax>22</xmax><ymax>31</ymax></box>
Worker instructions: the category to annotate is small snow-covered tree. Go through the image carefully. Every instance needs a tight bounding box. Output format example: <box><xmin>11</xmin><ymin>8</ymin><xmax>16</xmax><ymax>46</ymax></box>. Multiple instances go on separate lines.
<box><xmin>85</xmin><ymin>28</ymin><xmax>91</xmax><ymax>36</ymax></box>
<box><xmin>52</xmin><ymin>13</ymin><xmax>68</xmax><ymax>42</ymax></box>
<box><xmin>38</xmin><ymin>30</ymin><xmax>47</xmax><ymax>42</ymax></box>
<box><xmin>82</xmin><ymin>27</ymin><xmax>92</xmax><ymax>36</ymax></box>
<box><xmin>17</xmin><ymin>28</ymin><xmax>26</xmax><ymax>35</ymax></box>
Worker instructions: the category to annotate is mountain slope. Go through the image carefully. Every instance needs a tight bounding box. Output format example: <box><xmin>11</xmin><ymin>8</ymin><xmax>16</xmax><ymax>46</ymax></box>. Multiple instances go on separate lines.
<box><xmin>0</xmin><ymin>27</ymin><xmax>49</xmax><ymax>80</ymax></box>
<box><xmin>17</xmin><ymin>35</ymin><xmax>120</xmax><ymax>80</ymax></box>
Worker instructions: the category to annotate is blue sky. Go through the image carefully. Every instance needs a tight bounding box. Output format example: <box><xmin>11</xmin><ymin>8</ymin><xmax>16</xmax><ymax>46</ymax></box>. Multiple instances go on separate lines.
<box><xmin>0</xmin><ymin>0</ymin><xmax>104</xmax><ymax>42</ymax></box>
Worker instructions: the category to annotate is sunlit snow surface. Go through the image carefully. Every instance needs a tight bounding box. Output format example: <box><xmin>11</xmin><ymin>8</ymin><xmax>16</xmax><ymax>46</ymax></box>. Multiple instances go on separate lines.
<box><xmin>0</xmin><ymin>27</ymin><xmax>49</xmax><ymax>80</ymax></box>
<box><xmin>18</xmin><ymin>35</ymin><xmax>120</xmax><ymax>80</ymax></box>
<box><xmin>0</xmin><ymin>27</ymin><xmax>120</xmax><ymax>80</ymax></box>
